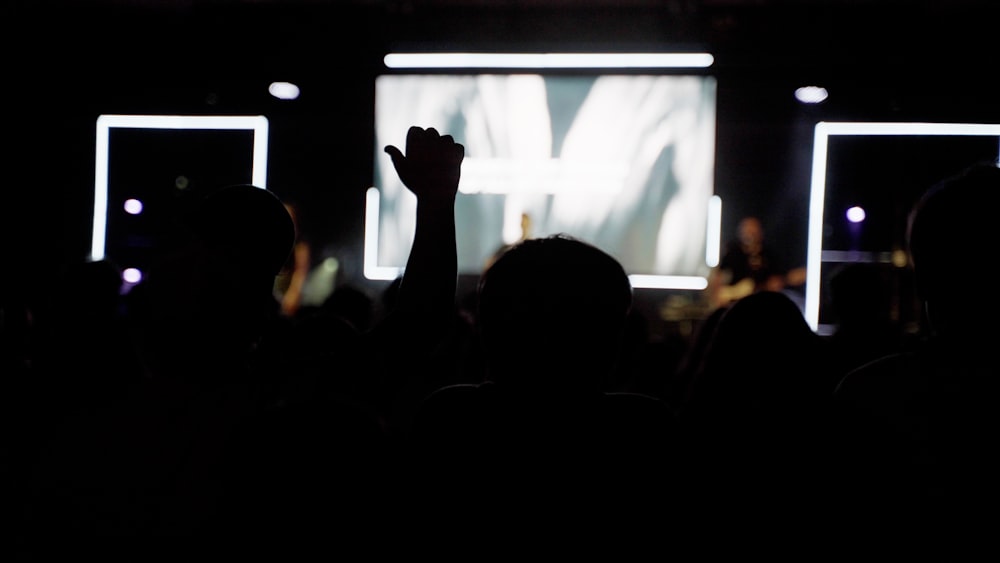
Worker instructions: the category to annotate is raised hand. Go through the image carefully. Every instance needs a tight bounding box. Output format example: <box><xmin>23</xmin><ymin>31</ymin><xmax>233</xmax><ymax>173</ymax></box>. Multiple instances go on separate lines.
<box><xmin>375</xmin><ymin>125</ymin><xmax>461</xmax><ymax>336</ymax></box>
<box><xmin>371</xmin><ymin>127</ymin><xmax>462</xmax><ymax>435</ymax></box>
<box><xmin>384</xmin><ymin>126</ymin><xmax>464</xmax><ymax>201</ymax></box>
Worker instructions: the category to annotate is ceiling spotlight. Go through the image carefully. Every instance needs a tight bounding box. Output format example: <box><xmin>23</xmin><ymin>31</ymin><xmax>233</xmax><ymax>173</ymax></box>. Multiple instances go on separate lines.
<box><xmin>123</xmin><ymin>198</ymin><xmax>143</xmax><ymax>215</ymax></box>
<box><xmin>269</xmin><ymin>81</ymin><xmax>301</xmax><ymax>100</ymax></box>
<box><xmin>846</xmin><ymin>205</ymin><xmax>866</xmax><ymax>223</ymax></box>
<box><xmin>795</xmin><ymin>86</ymin><xmax>829</xmax><ymax>104</ymax></box>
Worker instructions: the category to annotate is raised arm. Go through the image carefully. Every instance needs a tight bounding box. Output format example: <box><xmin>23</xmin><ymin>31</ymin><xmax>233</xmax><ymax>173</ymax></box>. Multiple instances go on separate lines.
<box><xmin>377</xmin><ymin>126</ymin><xmax>464</xmax><ymax>347</ymax></box>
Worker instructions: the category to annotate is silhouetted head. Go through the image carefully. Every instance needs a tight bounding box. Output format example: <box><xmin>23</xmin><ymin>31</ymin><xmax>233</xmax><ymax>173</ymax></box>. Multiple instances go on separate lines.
<box><xmin>127</xmin><ymin>184</ymin><xmax>295</xmax><ymax>378</ymax></box>
<box><xmin>476</xmin><ymin>234</ymin><xmax>633</xmax><ymax>391</ymax></box>
<box><xmin>907</xmin><ymin>161</ymin><xmax>1000</xmax><ymax>343</ymax></box>
<box><xmin>192</xmin><ymin>184</ymin><xmax>296</xmax><ymax>286</ymax></box>
<box><xmin>692</xmin><ymin>290</ymin><xmax>829</xmax><ymax>409</ymax></box>
<box><xmin>712</xmin><ymin>290</ymin><xmax>816</xmax><ymax>358</ymax></box>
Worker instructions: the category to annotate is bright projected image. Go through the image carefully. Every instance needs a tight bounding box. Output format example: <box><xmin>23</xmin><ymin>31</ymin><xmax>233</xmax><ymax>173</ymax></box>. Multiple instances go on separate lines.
<box><xmin>369</xmin><ymin>73</ymin><xmax>718</xmax><ymax>288</ymax></box>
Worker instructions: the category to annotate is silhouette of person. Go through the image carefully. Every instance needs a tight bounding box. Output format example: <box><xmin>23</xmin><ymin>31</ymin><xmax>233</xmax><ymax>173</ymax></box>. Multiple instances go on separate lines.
<box><xmin>824</xmin><ymin>261</ymin><xmax>908</xmax><ymax>380</ymax></box>
<box><xmin>829</xmin><ymin>160</ymin><xmax>1000</xmax><ymax>556</ymax></box>
<box><xmin>676</xmin><ymin>290</ymin><xmax>838</xmax><ymax>535</ymax></box>
<box><xmin>406</xmin><ymin>232</ymin><xmax>680</xmax><ymax>544</ymax></box>
<box><xmin>16</xmin><ymin>183</ymin><xmax>297</xmax><ymax>559</ymax></box>
<box><xmin>211</xmin><ymin>126</ymin><xmax>465</xmax><ymax>557</ymax></box>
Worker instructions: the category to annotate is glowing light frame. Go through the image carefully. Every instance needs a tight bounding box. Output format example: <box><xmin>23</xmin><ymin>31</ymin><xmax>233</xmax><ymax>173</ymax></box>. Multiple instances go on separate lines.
<box><xmin>805</xmin><ymin>121</ymin><xmax>1000</xmax><ymax>332</ymax></box>
<box><xmin>92</xmin><ymin>114</ymin><xmax>269</xmax><ymax>260</ymax></box>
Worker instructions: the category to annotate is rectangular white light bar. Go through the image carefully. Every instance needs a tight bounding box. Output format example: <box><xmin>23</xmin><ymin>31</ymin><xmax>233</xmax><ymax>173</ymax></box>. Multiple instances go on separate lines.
<box><xmin>706</xmin><ymin>194</ymin><xmax>722</xmax><ymax>268</ymax></box>
<box><xmin>629</xmin><ymin>275</ymin><xmax>708</xmax><ymax>291</ymax></box>
<box><xmin>92</xmin><ymin>114</ymin><xmax>269</xmax><ymax>260</ymax></box>
<box><xmin>364</xmin><ymin>186</ymin><xmax>405</xmax><ymax>281</ymax></box>
<box><xmin>806</xmin><ymin>121</ymin><xmax>1000</xmax><ymax>332</ymax></box>
<box><xmin>384</xmin><ymin>52</ymin><xmax>715</xmax><ymax>69</ymax></box>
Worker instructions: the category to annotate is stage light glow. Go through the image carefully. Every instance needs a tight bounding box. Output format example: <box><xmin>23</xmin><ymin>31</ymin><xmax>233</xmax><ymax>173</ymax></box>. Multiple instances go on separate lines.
<box><xmin>123</xmin><ymin>198</ymin><xmax>143</xmax><ymax>215</ymax></box>
<box><xmin>122</xmin><ymin>267</ymin><xmax>142</xmax><ymax>284</ymax></box>
<box><xmin>795</xmin><ymin>86</ymin><xmax>828</xmax><ymax>104</ymax></box>
<box><xmin>269</xmin><ymin>81</ymin><xmax>300</xmax><ymax>100</ymax></box>
<box><xmin>846</xmin><ymin>206</ymin><xmax>865</xmax><ymax>223</ymax></box>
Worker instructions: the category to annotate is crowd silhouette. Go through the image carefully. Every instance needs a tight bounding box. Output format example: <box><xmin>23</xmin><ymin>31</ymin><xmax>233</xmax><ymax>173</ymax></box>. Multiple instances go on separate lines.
<box><xmin>3</xmin><ymin>124</ymin><xmax>997</xmax><ymax>559</ymax></box>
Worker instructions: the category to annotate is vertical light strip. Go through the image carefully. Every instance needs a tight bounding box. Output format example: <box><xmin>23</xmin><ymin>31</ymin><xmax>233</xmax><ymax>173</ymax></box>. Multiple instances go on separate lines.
<box><xmin>92</xmin><ymin>116</ymin><xmax>112</xmax><ymax>260</ymax></box>
<box><xmin>250</xmin><ymin>117</ymin><xmax>269</xmax><ymax>187</ymax></box>
<box><xmin>706</xmin><ymin>194</ymin><xmax>722</xmax><ymax>267</ymax></box>
<box><xmin>804</xmin><ymin>123</ymin><xmax>830</xmax><ymax>331</ymax></box>
<box><xmin>364</xmin><ymin>187</ymin><xmax>403</xmax><ymax>281</ymax></box>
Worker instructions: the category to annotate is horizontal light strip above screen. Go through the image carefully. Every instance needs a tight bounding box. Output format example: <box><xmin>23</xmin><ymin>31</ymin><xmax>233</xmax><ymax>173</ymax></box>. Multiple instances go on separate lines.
<box><xmin>383</xmin><ymin>52</ymin><xmax>715</xmax><ymax>69</ymax></box>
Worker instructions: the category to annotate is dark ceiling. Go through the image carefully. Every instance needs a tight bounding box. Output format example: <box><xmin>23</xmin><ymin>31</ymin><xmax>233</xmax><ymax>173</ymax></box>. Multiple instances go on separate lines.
<box><xmin>10</xmin><ymin>0</ymin><xmax>999</xmax><ymax>116</ymax></box>
<box><xmin>9</xmin><ymin>1</ymin><xmax>998</xmax><ymax>95</ymax></box>
<box><xmin>11</xmin><ymin>2</ymin><xmax>999</xmax><ymax>53</ymax></box>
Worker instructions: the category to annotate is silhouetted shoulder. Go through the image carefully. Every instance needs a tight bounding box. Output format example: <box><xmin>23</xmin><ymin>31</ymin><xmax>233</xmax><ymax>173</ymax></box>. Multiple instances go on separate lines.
<box><xmin>409</xmin><ymin>382</ymin><xmax>494</xmax><ymax>442</ymax></box>
<box><xmin>834</xmin><ymin>349</ymin><xmax>926</xmax><ymax>404</ymax></box>
<box><xmin>602</xmin><ymin>391</ymin><xmax>677</xmax><ymax>430</ymax></box>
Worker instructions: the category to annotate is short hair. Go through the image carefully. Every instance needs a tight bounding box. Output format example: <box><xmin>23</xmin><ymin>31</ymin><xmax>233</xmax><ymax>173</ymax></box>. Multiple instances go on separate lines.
<box><xmin>193</xmin><ymin>184</ymin><xmax>295</xmax><ymax>277</ymax></box>
<box><xmin>907</xmin><ymin>161</ymin><xmax>1000</xmax><ymax>302</ymax></box>
<box><xmin>476</xmin><ymin>234</ymin><xmax>633</xmax><ymax>384</ymax></box>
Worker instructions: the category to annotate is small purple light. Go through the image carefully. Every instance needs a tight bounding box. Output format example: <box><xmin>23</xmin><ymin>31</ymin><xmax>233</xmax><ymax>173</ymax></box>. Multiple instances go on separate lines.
<box><xmin>124</xmin><ymin>198</ymin><xmax>143</xmax><ymax>215</ymax></box>
<box><xmin>122</xmin><ymin>268</ymin><xmax>143</xmax><ymax>284</ymax></box>
<box><xmin>846</xmin><ymin>206</ymin><xmax>866</xmax><ymax>223</ymax></box>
